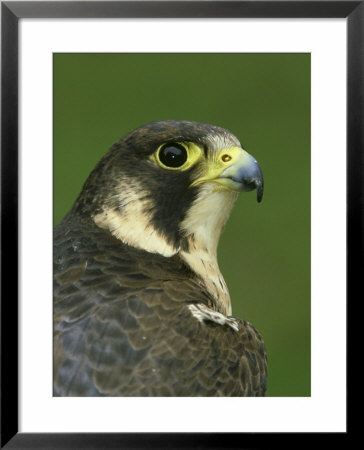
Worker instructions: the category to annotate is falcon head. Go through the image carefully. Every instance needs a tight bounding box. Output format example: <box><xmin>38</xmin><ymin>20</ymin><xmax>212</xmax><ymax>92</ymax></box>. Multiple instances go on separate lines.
<box><xmin>72</xmin><ymin>120</ymin><xmax>263</xmax><ymax>260</ymax></box>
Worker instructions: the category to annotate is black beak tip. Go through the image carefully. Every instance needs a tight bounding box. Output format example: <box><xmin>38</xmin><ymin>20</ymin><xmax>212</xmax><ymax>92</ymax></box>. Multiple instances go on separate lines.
<box><xmin>257</xmin><ymin>183</ymin><xmax>264</xmax><ymax>203</ymax></box>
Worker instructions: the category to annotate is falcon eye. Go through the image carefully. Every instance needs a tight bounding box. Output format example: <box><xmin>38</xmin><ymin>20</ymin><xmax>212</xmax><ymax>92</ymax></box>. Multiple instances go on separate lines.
<box><xmin>158</xmin><ymin>143</ymin><xmax>188</xmax><ymax>168</ymax></box>
<box><xmin>153</xmin><ymin>141</ymin><xmax>202</xmax><ymax>171</ymax></box>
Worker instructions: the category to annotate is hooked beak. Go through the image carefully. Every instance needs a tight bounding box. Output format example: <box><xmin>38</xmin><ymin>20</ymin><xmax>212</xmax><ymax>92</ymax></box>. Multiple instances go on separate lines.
<box><xmin>217</xmin><ymin>150</ymin><xmax>264</xmax><ymax>202</ymax></box>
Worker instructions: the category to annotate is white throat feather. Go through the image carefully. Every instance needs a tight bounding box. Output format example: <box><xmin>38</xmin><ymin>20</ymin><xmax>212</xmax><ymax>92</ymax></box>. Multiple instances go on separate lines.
<box><xmin>179</xmin><ymin>185</ymin><xmax>238</xmax><ymax>315</ymax></box>
<box><xmin>93</xmin><ymin>180</ymin><xmax>237</xmax><ymax>315</ymax></box>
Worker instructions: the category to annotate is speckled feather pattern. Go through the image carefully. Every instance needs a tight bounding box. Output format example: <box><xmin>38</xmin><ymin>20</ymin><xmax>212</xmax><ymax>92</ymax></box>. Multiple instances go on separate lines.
<box><xmin>54</xmin><ymin>215</ymin><xmax>267</xmax><ymax>396</ymax></box>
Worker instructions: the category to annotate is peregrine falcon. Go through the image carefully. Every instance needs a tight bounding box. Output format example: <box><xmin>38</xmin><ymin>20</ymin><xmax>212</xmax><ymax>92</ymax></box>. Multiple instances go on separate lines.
<box><xmin>53</xmin><ymin>120</ymin><xmax>267</xmax><ymax>396</ymax></box>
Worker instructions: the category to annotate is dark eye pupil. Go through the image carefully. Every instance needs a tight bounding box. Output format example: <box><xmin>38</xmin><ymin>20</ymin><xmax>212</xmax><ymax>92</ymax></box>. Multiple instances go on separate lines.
<box><xmin>159</xmin><ymin>144</ymin><xmax>187</xmax><ymax>168</ymax></box>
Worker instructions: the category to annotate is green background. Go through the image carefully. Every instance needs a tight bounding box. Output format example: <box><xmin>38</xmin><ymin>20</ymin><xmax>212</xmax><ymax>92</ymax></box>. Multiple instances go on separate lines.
<box><xmin>54</xmin><ymin>53</ymin><xmax>310</xmax><ymax>396</ymax></box>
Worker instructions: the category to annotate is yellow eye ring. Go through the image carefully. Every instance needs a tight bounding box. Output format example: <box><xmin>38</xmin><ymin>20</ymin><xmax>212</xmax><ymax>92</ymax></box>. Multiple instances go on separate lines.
<box><xmin>152</xmin><ymin>142</ymin><xmax>203</xmax><ymax>171</ymax></box>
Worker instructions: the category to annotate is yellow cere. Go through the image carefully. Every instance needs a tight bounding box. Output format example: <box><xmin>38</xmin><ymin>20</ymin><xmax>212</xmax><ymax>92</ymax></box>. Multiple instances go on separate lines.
<box><xmin>190</xmin><ymin>146</ymin><xmax>248</xmax><ymax>188</ymax></box>
<box><xmin>151</xmin><ymin>143</ymin><xmax>251</xmax><ymax>193</ymax></box>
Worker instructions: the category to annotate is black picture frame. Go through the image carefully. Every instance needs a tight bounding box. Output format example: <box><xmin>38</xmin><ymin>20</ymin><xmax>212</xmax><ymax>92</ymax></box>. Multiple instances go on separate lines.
<box><xmin>1</xmin><ymin>1</ymin><xmax>359</xmax><ymax>447</ymax></box>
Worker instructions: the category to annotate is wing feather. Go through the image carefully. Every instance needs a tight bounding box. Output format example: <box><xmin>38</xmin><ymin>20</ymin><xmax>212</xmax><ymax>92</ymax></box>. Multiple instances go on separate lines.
<box><xmin>54</xmin><ymin>217</ymin><xmax>267</xmax><ymax>396</ymax></box>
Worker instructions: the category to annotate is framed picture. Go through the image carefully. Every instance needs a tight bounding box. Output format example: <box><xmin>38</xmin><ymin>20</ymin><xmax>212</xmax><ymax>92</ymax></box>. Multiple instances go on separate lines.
<box><xmin>2</xmin><ymin>0</ymin><xmax>358</xmax><ymax>447</ymax></box>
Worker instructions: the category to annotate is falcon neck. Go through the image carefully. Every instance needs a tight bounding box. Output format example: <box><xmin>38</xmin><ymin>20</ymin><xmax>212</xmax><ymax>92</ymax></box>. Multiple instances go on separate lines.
<box><xmin>179</xmin><ymin>187</ymin><xmax>238</xmax><ymax>316</ymax></box>
<box><xmin>180</xmin><ymin>246</ymin><xmax>231</xmax><ymax>316</ymax></box>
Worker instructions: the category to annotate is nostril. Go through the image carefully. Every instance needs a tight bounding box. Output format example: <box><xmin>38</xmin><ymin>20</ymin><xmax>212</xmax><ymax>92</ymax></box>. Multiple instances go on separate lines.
<box><xmin>221</xmin><ymin>154</ymin><xmax>232</xmax><ymax>162</ymax></box>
